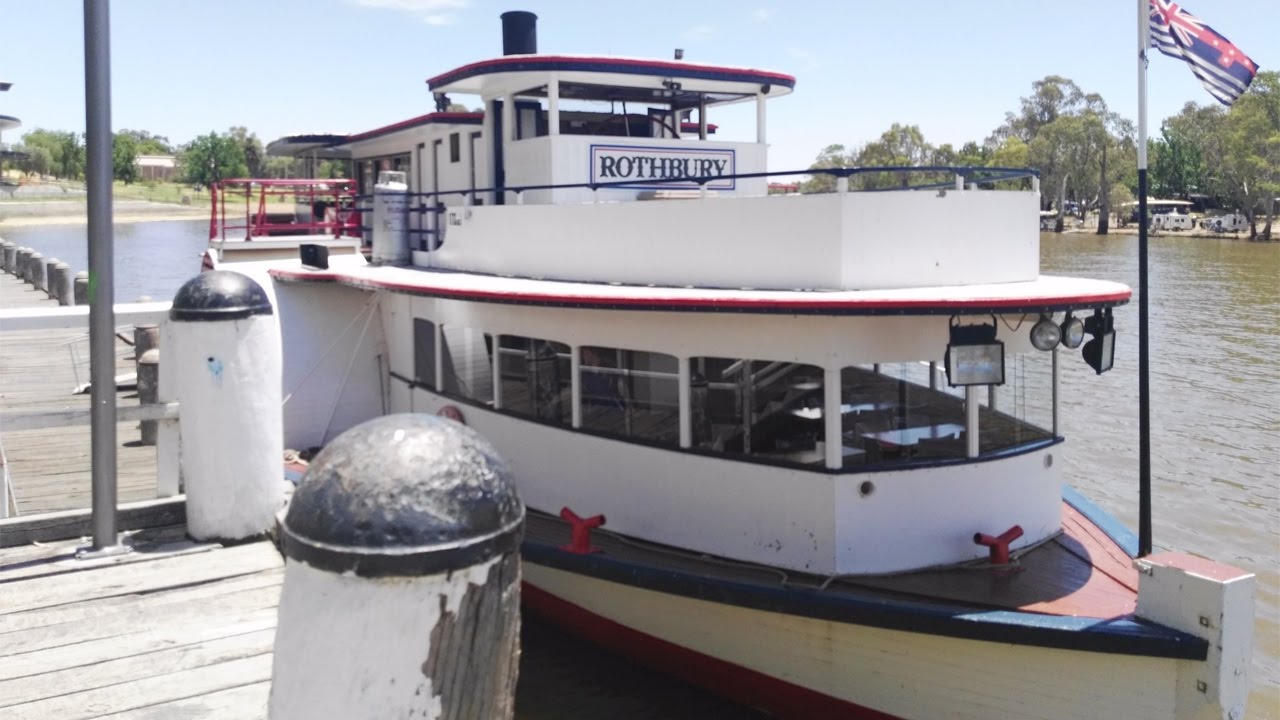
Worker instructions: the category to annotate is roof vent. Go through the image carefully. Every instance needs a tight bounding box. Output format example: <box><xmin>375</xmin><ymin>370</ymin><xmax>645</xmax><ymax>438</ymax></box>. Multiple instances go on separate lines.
<box><xmin>500</xmin><ymin>11</ymin><xmax>537</xmax><ymax>56</ymax></box>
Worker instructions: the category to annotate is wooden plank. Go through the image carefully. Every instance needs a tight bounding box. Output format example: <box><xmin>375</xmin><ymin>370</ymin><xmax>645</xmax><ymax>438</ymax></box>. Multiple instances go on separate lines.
<box><xmin>1</xmin><ymin>653</ymin><xmax>274</xmax><ymax>720</ymax></box>
<box><xmin>0</xmin><ymin>541</ymin><xmax>281</xmax><ymax>615</ymax></box>
<box><xmin>0</xmin><ymin>624</ymin><xmax>276</xmax><ymax>706</ymax></box>
<box><xmin>0</xmin><ymin>532</ymin><xmax>210</xmax><ymax>584</ymax></box>
<box><xmin>0</xmin><ymin>497</ymin><xmax>186</xmax><ymax>548</ymax></box>
<box><xmin>0</xmin><ymin>567</ymin><xmax>281</xmax><ymax>635</ymax></box>
<box><xmin>92</xmin><ymin>681</ymin><xmax>269</xmax><ymax>720</ymax></box>
<box><xmin>0</xmin><ymin>403</ymin><xmax>178</xmax><ymax>432</ymax></box>
<box><xmin>0</xmin><ymin>586</ymin><xmax>279</xmax><ymax>662</ymax></box>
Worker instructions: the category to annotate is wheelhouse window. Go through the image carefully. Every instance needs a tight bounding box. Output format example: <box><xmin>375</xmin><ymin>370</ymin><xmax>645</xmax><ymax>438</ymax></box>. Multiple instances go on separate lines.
<box><xmin>498</xmin><ymin>335</ymin><xmax>571</xmax><ymax>425</ymax></box>
<box><xmin>441</xmin><ymin>325</ymin><xmax>493</xmax><ymax>404</ymax></box>
<box><xmin>580</xmin><ymin>346</ymin><xmax>678</xmax><ymax>445</ymax></box>
<box><xmin>690</xmin><ymin>357</ymin><xmax>826</xmax><ymax>466</ymax></box>
<box><xmin>413</xmin><ymin>318</ymin><xmax>436</xmax><ymax>389</ymax></box>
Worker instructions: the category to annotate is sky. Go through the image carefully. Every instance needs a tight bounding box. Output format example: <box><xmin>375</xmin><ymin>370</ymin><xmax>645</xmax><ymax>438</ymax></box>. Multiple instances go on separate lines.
<box><xmin>0</xmin><ymin>0</ymin><xmax>1274</xmax><ymax>173</ymax></box>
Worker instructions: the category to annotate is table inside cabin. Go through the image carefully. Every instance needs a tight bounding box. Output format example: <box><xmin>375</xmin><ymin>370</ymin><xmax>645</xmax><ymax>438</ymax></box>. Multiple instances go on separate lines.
<box><xmin>860</xmin><ymin>422</ymin><xmax>966</xmax><ymax>448</ymax></box>
<box><xmin>788</xmin><ymin>400</ymin><xmax>897</xmax><ymax>421</ymax></box>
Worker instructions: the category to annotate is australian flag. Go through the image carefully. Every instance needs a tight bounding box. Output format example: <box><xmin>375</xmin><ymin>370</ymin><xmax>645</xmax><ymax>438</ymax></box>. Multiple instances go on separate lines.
<box><xmin>1149</xmin><ymin>0</ymin><xmax>1258</xmax><ymax>106</ymax></box>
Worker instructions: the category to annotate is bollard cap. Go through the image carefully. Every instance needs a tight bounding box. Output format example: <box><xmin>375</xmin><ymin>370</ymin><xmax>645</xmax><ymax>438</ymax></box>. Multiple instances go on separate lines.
<box><xmin>280</xmin><ymin>414</ymin><xmax>524</xmax><ymax>578</ymax></box>
<box><xmin>138</xmin><ymin>348</ymin><xmax>160</xmax><ymax>364</ymax></box>
<box><xmin>170</xmin><ymin>270</ymin><xmax>273</xmax><ymax>321</ymax></box>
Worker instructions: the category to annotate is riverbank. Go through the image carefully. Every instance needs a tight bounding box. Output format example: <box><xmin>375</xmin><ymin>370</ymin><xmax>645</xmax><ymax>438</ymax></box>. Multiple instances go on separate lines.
<box><xmin>0</xmin><ymin>199</ymin><xmax>206</xmax><ymax>227</ymax></box>
<box><xmin>1051</xmin><ymin>221</ymin><xmax>1276</xmax><ymax>241</ymax></box>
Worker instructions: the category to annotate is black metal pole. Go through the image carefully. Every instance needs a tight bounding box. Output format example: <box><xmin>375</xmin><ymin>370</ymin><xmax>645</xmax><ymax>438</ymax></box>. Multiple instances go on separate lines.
<box><xmin>1137</xmin><ymin>172</ymin><xmax>1152</xmax><ymax>557</ymax></box>
<box><xmin>84</xmin><ymin>0</ymin><xmax>118</xmax><ymax>550</ymax></box>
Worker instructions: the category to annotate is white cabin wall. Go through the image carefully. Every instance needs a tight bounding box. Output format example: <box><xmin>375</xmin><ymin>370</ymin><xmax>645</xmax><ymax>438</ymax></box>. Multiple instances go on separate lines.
<box><xmin>841</xmin><ymin>190</ymin><xmax>1040</xmax><ymax>289</ymax></box>
<box><xmin>833</xmin><ymin>448</ymin><xmax>1062</xmax><ymax>573</ymax></box>
<box><xmin>276</xmin><ymin>282</ymin><xmax>384</xmax><ymax>450</ymax></box>
<box><xmin>431</xmin><ymin>190</ymin><xmax>1040</xmax><ymax>291</ymax></box>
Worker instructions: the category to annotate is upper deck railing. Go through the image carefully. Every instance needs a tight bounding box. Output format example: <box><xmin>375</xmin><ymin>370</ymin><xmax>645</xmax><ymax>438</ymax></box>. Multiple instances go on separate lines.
<box><xmin>354</xmin><ymin>165</ymin><xmax>1042</xmax><ymax>241</ymax></box>
<box><xmin>209</xmin><ymin>179</ymin><xmax>362</xmax><ymax>242</ymax></box>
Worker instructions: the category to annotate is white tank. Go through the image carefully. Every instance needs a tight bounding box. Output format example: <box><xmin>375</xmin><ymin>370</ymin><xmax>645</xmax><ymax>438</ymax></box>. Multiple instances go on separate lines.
<box><xmin>371</xmin><ymin>170</ymin><xmax>410</xmax><ymax>265</ymax></box>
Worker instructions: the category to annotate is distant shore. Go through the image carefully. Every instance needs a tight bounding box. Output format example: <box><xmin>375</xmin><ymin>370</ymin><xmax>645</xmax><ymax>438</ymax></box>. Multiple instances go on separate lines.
<box><xmin>1049</xmin><ymin>223</ymin><xmax>1274</xmax><ymax>241</ymax></box>
<box><xmin>0</xmin><ymin>199</ymin><xmax>206</xmax><ymax>228</ymax></box>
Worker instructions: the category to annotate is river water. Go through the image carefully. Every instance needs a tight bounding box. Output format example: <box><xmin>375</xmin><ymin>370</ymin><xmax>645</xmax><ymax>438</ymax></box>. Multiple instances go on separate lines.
<box><xmin>1</xmin><ymin>221</ymin><xmax>1276</xmax><ymax>718</ymax></box>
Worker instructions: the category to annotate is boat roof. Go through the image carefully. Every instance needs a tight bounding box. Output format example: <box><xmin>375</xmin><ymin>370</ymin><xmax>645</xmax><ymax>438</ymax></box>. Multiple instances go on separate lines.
<box><xmin>333</xmin><ymin>112</ymin><xmax>484</xmax><ymax>148</ymax></box>
<box><xmin>428</xmin><ymin>54</ymin><xmax>795</xmax><ymax>108</ymax></box>
<box><xmin>265</xmin><ymin>133</ymin><xmax>351</xmax><ymax>159</ymax></box>
<box><xmin>270</xmin><ymin>264</ymin><xmax>1130</xmax><ymax>316</ymax></box>
<box><xmin>0</xmin><ymin>114</ymin><xmax>21</xmax><ymax>132</ymax></box>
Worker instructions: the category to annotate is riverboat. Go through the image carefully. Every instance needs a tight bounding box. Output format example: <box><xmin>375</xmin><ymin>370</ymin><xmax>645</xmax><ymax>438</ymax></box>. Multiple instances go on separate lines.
<box><xmin>251</xmin><ymin>11</ymin><xmax>1255</xmax><ymax>719</ymax></box>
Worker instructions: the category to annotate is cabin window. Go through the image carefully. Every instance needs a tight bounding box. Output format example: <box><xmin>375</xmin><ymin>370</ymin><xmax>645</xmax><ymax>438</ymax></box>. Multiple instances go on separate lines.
<box><xmin>413</xmin><ymin>318</ymin><xmax>436</xmax><ymax>389</ymax></box>
<box><xmin>838</xmin><ymin>358</ymin><xmax>1052</xmax><ymax>466</ymax></box>
<box><xmin>689</xmin><ymin>357</ymin><xmax>827</xmax><ymax>466</ymax></box>
<box><xmin>580</xmin><ymin>346</ymin><xmax>678</xmax><ymax>446</ymax></box>
<box><xmin>441</xmin><ymin>325</ymin><xmax>494</xmax><ymax>404</ymax></box>
<box><xmin>449</xmin><ymin>133</ymin><xmax>460</xmax><ymax>163</ymax></box>
<box><xmin>498</xmin><ymin>335</ymin><xmax>571</xmax><ymax>425</ymax></box>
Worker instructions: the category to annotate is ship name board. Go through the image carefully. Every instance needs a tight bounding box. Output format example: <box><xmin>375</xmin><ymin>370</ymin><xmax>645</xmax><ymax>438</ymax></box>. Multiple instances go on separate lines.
<box><xmin>589</xmin><ymin>145</ymin><xmax>736</xmax><ymax>191</ymax></box>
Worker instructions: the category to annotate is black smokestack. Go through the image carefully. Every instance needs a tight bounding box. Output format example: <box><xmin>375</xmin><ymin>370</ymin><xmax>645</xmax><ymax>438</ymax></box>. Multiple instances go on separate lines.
<box><xmin>501</xmin><ymin>11</ymin><xmax>537</xmax><ymax>55</ymax></box>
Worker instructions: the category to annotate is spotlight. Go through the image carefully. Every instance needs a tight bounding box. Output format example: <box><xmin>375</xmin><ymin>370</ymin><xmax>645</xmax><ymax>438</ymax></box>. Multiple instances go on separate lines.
<box><xmin>1082</xmin><ymin>308</ymin><xmax>1116</xmax><ymax>375</ymax></box>
<box><xmin>945</xmin><ymin>317</ymin><xmax>1005</xmax><ymax>387</ymax></box>
<box><xmin>1030</xmin><ymin>314</ymin><xmax>1062</xmax><ymax>351</ymax></box>
<box><xmin>1060</xmin><ymin>312</ymin><xmax>1085</xmax><ymax>349</ymax></box>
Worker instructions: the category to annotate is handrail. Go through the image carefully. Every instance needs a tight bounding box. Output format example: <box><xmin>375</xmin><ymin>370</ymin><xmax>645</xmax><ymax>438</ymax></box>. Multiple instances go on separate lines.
<box><xmin>371</xmin><ymin>164</ymin><xmax>1039</xmax><ymax>208</ymax></box>
<box><xmin>208</xmin><ymin>178</ymin><xmax>362</xmax><ymax>242</ymax></box>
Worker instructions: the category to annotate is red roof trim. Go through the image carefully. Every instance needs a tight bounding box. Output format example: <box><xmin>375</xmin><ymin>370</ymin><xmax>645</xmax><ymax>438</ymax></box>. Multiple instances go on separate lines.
<box><xmin>344</xmin><ymin>112</ymin><xmax>484</xmax><ymax>144</ymax></box>
<box><xmin>427</xmin><ymin>55</ymin><xmax>796</xmax><ymax>90</ymax></box>
<box><xmin>269</xmin><ymin>268</ymin><xmax>1132</xmax><ymax>314</ymax></box>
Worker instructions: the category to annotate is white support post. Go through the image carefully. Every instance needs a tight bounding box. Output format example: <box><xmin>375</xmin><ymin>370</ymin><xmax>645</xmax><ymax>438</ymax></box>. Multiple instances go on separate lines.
<box><xmin>492</xmin><ymin>334</ymin><xmax>503</xmax><ymax>410</ymax></box>
<box><xmin>1052</xmin><ymin>347</ymin><xmax>1060</xmax><ymax>436</ymax></box>
<box><xmin>547</xmin><ymin>74</ymin><xmax>560</xmax><ymax>137</ymax></box>
<box><xmin>965</xmin><ymin>386</ymin><xmax>980</xmax><ymax>458</ymax></box>
<box><xmin>678</xmin><ymin>359</ymin><xmax>691</xmax><ymax>448</ymax></box>
<box><xmin>570</xmin><ymin>347</ymin><xmax>582</xmax><ymax>429</ymax></box>
<box><xmin>824</xmin><ymin>366</ymin><xmax>842</xmax><ymax>470</ymax></box>
<box><xmin>155</xmin><ymin>319</ymin><xmax>181</xmax><ymax>497</ymax></box>
<box><xmin>756</xmin><ymin>94</ymin><xmax>767</xmax><ymax>144</ymax></box>
<box><xmin>955</xmin><ymin>174</ymin><xmax>964</xmax><ymax>191</ymax></box>
<box><xmin>837</xmin><ymin>176</ymin><xmax>849</xmax><ymax>194</ymax></box>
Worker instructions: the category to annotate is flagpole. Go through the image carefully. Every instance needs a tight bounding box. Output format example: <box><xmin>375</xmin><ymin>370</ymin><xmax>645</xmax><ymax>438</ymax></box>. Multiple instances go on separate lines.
<box><xmin>1136</xmin><ymin>0</ymin><xmax>1152</xmax><ymax>558</ymax></box>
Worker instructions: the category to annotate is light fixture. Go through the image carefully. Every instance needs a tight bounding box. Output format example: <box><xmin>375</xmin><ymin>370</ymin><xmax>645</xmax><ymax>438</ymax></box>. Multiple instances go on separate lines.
<box><xmin>674</xmin><ymin>48</ymin><xmax>684</xmax><ymax>60</ymax></box>
<box><xmin>1082</xmin><ymin>308</ymin><xmax>1116</xmax><ymax>375</ymax></box>
<box><xmin>945</xmin><ymin>317</ymin><xmax>1005</xmax><ymax>387</ymax></box>
<box><xmin>1030</xmin><ymin>314</ymin><xmax>1062</xmax><ymax>351</ymax></box>
<box><xmin>1060</xmin><ymin>312</ymin><xmax>1085</xmax><ymax>349</ymax></box>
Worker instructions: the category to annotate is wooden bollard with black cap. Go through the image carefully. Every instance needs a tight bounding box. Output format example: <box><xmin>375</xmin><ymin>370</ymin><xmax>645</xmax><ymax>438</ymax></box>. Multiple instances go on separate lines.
<box><xmin>169</xmin><ymin>270</ymin><xmax>285</xmax><ymax>541</ymax></box>
<box><xmin>270</xmin><ymin>413</ymin><xmax>524</xmax><ymax>719</ymax></box>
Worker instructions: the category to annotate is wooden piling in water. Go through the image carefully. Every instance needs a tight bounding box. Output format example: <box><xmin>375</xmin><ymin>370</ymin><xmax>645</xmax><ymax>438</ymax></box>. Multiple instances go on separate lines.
<box><xmin>73</xmin><ymin>271</ymin><xmax>89</xmax><ymax>305</ymax></box>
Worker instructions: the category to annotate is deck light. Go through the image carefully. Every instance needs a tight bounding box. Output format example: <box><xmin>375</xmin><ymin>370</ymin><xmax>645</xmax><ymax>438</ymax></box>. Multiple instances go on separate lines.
<box><xmin>945</xmin><ymin>318</ymin><xmax>1005</xmax><ymax>387</ymax></box>
<box><xmin>1030</xmin><ymin>314</ymin><xmax>1062</xmax><ymax>351</ymax></box>
<box><xmin>1082</xmin><ymin>308</ymin><xmax>1116</xmax><ymax>375</ymax></box>
<box><xmin>1060</xmin><ymin>312</ymin><xmax>1085</xmax><ymax>349</ymax></box>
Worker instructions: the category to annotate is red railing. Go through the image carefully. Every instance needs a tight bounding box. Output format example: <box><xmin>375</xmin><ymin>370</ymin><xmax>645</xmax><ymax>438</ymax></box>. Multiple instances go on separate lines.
<box><xmin>208</xmin><ymin>179</ymin><xmax>361</xmax><ymax>242</ymax></box>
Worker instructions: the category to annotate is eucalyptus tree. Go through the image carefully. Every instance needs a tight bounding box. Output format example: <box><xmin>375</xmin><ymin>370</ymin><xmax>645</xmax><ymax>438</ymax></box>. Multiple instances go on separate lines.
<box><xmin>1222</xmin><ymin>71</ymin><xmax>1279</xmax><ymax>239</ymax></box>
<box><xmin>989</xmin><ymin>76</ymin><xmax>1086</xmax><ymax>145</ymax></box>
<box><xmin>852</xmin><ymin>123</ymin><xmax>935</xmax><ymax>189</ymax></box>
<box><xmin>800</xmin><ymin>143</ymin><xmax>852</xmax><ymax>193</ymax></box>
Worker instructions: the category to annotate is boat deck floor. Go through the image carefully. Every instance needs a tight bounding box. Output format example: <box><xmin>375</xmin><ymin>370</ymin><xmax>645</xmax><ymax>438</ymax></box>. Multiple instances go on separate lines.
<box><xmin>525</xmin><ymin>499</ymin><xmax>1140</xmax><ymax>620</ymax></box>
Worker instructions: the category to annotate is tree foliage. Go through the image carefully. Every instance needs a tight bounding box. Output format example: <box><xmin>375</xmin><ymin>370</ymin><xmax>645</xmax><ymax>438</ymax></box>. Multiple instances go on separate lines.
<box><xmin>112</xmin><ymin>132</ymin><xmax>140</xmax><ymax>184</ymax></box>
<box><xmin>118</xmin><ymin>129</ymin><xmax>173</xmax><ymax>155</ymax></box>
<box><xmin>802</xmin><ymin>71</ymin><xmax>1276</xmax><ymax>238</ymax></box>
<box><xmin>179</xmin><ymin>131</ymin><xmax>247</xmax><ymax>189</ymax></box>
<box><xmin>20</xmin><ymin>128</ymin><xmax>85</xmax><ymax>179</ymax></box>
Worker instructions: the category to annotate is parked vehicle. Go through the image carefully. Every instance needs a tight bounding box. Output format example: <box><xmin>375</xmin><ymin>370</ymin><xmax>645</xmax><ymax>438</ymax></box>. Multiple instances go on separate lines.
<box><xmin>1207</xmin><ymin>213</ymin><xmax>1249</xmax><ymax>233</ymax></box>
<box><xmin>1152</xmin><ymin>212</ymin><xmax>1194</xmax><ymax>231</ymax></box>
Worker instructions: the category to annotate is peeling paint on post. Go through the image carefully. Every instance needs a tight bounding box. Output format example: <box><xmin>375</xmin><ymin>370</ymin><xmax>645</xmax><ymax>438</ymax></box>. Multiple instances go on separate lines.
<box><xmin>270</xmin><ymin>414</ymin><xmax>524</xmax><ymax>720</ymax></box>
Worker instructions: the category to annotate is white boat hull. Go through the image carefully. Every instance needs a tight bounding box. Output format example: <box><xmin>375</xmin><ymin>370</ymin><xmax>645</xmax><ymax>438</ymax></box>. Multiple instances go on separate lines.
<box><xmin>523</xmin><ymin>563</ymin><xmax>1224</xmax><ymax>720</ymax></box>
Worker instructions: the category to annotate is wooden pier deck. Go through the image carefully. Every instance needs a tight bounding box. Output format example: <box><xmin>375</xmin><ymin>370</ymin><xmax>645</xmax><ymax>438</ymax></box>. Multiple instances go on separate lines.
<box><xmin>0</xmin><ymin>528</ymin><xmax>281</xmax><ymax>719</ymax></box>
<box><xmin>0</xmin><ymin>272</ymin><xmax>158</xmax><ymax>516</ymax></box>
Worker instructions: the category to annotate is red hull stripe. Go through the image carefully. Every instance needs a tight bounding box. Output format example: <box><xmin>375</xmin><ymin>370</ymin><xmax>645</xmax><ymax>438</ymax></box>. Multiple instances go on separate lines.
<box><xmin>428</xmin><ymin>55</ymin><xmax>796</xmax><ymax>91</ymax></box>
<box><xmin>522</xmin><ymin>583</ymin><xmax>903</xmax><ymax>720</ymax></box>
